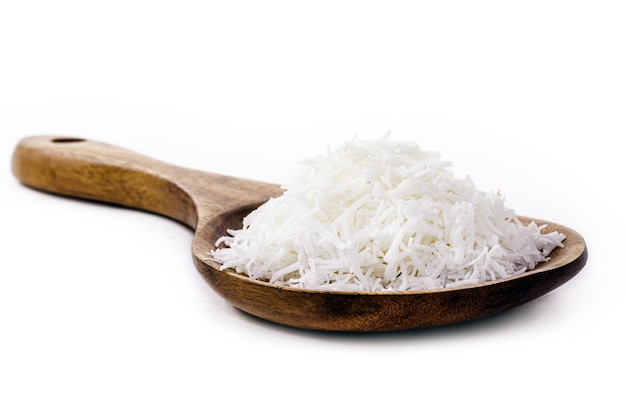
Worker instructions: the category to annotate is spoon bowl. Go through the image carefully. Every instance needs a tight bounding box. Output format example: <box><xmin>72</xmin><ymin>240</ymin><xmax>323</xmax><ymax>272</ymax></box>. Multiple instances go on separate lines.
<box><xmin>12</xmin><ymin>136</ymin><xmax>588</xmax><ymax>332</ymax></box>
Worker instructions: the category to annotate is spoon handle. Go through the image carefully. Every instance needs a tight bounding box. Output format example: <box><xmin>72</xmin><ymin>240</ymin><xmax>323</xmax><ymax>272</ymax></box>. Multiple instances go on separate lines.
<box><xmin>11</xmin><ymin>136</ymin><xmax>282</xmax><ymax>229</ymax></box>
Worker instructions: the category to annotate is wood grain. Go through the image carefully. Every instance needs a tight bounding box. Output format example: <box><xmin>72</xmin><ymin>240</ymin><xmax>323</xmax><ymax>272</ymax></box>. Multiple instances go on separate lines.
<box><xmin>12</xmin><ymin>135</ymin><xmax>588</xmax><ymax>332</ymax></box>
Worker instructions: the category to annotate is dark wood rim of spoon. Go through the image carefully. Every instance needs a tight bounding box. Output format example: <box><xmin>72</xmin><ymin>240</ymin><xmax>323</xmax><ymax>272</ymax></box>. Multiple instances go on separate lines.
<box><xmin>12</xmin><ymin>135</ymin><xmax>588</xmax><ymax>332</ymax></box>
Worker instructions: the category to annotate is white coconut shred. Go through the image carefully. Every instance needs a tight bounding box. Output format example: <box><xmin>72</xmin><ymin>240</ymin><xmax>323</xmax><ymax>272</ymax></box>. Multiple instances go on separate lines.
<box><xmin>210</xmin><ymin>139</ymin><xmax>566</xmax><ymax>292</ymax></box>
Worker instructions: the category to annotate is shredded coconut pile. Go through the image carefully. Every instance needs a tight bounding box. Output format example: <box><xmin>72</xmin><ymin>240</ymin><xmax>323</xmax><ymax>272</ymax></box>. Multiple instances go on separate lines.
<box><xmin>211</xmin><ymin>139</ymin><xmax>565</xmax><ymax>292</ymax></box>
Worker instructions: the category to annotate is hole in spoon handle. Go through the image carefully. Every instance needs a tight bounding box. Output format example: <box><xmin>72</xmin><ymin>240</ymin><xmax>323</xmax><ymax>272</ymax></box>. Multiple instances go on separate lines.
<box><xmin>51</xmin><ymin>137</ymin><xmax>87</xmax><ymax>143</ymax></box>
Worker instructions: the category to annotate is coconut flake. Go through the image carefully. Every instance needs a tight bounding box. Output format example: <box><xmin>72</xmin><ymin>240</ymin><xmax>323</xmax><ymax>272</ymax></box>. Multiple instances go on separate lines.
<box><xmin>210</xmin><ymin>138</ymin><xmax>565</xmax><ymax>291</ymax></box>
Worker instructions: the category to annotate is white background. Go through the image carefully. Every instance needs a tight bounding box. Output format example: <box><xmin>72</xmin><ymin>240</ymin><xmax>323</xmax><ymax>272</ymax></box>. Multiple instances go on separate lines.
<box><xmin>1</xmin><ymin>1</ymin><xmax>623</xmax><ymax>416</ymax></box>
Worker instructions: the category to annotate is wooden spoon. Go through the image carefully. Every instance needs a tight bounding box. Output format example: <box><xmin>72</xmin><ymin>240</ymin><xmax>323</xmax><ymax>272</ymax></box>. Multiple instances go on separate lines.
<box><xmin>11</xmin><ymin>135</ymin><xmax>588</xmax><ymax>332</ymax></box>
